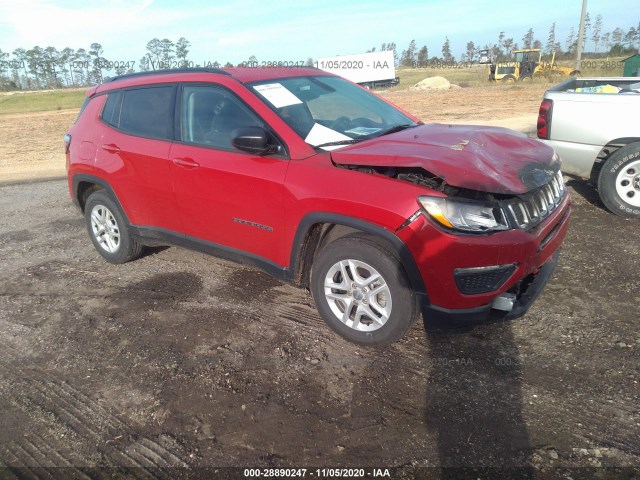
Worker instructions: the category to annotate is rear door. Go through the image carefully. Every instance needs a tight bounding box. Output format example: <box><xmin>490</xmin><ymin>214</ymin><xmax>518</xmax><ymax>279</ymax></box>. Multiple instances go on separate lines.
<box><xmin>97</xmin><ymin>85</ymin><xmax>180</xmax><ymax>231</ymax></box>
<box><xmin>169</xmin><ymin>83</ymin><xmax>290</xmax><ymax>266</ymax></box>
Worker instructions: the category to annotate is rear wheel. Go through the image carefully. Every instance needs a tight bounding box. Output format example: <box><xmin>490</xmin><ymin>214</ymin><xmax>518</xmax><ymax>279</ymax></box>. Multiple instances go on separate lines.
<box><xmin>501</xmin><ymin>75</ymin><xmax>516</xmax><ymax>84</ymax></box>
<box><xmin>310</xmin><ymin>234</ymin><xmax>419</xmax><ymax>345</ymax></box>
<box><xmin>598</xmin><ymin>143</ymin><xmax>640</xmax><ymax>218</ymax></box>
<box><xmin>520</xmin><ymin>75</ymin><xmax>532</xmax><ymax>83</ymax></box>
<box><xmin>85</xmin><ymin>190</ymin><xmax>144</xmax><ymax>263</ymax></box>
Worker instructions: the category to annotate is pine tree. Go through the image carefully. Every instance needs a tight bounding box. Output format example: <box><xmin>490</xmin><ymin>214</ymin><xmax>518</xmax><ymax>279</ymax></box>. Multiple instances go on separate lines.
<box><xmin>401</xmin><ymin>39</ymin><xmax>417</xmax><ymax>67</ymax></box>
<box><xmin>176</xmin><ymin>37</ymin><xmax>190</xmax><ymax>63</ymax></box>
<box><xmin>522</xmin><ymin>28</ymin><xmax>534</xmax><ymax>49</ymax></box>
<box><xmin>416</xmin><ymin>45</ymin><xmax>428</xmax><ymax>67</ymax></box>
<box><xmin>592</xmin><ymin>15</ymin><xmax>603</xmax><ymax>53</ymax></box>
<box><xmin>466</xmin><ymin>41</ymin><xmax>475</xmax><ymax>62</ymax></box>
<box><xmin>546</xmin><ymin>23</ymin><xmax>556</xmax><ymax>54</ymax></box>
<box><xmin>442</xmin><ymin>37</ymin><xmax>452</xmax><ymax>62</ymax></box>
<box><xmin>503</xmin><ymin>38</ymin><xmax>514</xmax><ymax>59</ymax></box>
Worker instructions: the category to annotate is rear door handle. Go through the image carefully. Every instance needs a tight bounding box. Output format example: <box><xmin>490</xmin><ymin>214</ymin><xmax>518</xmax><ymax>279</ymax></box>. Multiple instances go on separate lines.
<box><xmin>101</xmin><ymin>143</ymin><xmax>120</xmax><ymax>153</ymax></box>
<box><xmin>172</xmin><ymin>157</ymin><xmax>200</xmax><ymax>169</ymax></box>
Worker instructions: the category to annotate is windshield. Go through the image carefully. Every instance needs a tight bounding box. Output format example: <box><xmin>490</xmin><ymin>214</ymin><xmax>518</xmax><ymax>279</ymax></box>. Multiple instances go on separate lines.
<box><xmin>249</xmin><ymin>76</ymin><xmax>417</xmax><ymax>150</ymax></box>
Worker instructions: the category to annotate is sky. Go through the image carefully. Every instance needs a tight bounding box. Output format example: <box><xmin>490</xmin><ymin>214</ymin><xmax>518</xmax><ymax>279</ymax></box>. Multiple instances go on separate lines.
<box><xmin>0</xmin><ymin>0</ymin><xmax>638</xmax><ymax>66</ymax></box>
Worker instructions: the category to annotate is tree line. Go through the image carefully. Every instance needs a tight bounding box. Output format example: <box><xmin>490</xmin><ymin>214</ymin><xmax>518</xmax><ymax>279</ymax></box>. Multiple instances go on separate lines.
<box><xmin>375</xmin><ymin>16</ymin><xmax>639</xmax><ymax>67</ymax></box>
<box><xmin>0</xmin><ymin>14</ymin><xmax>638</xmax><ymax>91</ymax></box>
<box><xmin>0</xmin><ymin>37</ymin><xmax>192</xmax><ymax>91</ymax></box>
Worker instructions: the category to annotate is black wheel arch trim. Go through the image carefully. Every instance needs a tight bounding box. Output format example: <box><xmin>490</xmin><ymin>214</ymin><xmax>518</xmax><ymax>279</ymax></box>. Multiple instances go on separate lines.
<box><xmin>72</xmin><ymin>173</ymin><xmax>131</xmax><ymax>222</ymax></box>
<box><xmin>290</xmin><ymin>212</ymin><xmax>428</xmax><ymax>298</ymax></box>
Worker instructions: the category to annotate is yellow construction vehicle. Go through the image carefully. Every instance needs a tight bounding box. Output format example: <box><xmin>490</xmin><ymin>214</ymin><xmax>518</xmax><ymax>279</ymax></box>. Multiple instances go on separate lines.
<box><xmin>489</xmin><ymin>49</ymin><xmax>580</xmax><ymax>83</ymax></box>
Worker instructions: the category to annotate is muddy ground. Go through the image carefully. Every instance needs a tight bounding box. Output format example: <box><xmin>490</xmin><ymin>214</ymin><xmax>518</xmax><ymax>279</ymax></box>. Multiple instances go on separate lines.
<box><xmin>0</xmin><ymin>173</ymin><xmax>638</xmax><ymax>479</ymax></box>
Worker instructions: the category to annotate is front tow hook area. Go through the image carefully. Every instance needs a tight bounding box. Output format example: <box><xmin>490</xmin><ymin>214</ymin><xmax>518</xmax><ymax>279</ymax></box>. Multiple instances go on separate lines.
<box><xmin>492</xmin><ymin>293</ymin><xmax>517</xmax><ymax>312</ymax></box>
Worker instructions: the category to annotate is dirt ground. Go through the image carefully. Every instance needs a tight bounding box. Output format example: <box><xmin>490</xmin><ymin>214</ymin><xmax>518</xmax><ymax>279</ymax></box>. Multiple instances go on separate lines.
<box><xmin>0</xmin><ymin>84</ymin><xmax>639</xmax><ymax>478</ymax></box>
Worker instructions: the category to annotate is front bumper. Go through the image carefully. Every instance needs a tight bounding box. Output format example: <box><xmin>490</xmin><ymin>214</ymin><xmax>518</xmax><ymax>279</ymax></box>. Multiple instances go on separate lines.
<box><xmin>397</xmin><ymin>193</ymin><xmax>571</xmax><ymax>323</ymax></box>
<box><xmin>421</xmin><ymin>249</ymin><xmax>560</xmax><ymax>325</ymax></box>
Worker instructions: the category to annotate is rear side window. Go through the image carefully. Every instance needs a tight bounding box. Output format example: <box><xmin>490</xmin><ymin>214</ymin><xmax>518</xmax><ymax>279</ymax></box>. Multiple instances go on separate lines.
<box><xmin>101</xmin><ymin>91</ymin><xmax>123</xmax><ymax>127</ymax></box>
<box><xmin>100</xmin><ymin>86</ymin><xmax>175</xmax><ymax>141</ymax></box>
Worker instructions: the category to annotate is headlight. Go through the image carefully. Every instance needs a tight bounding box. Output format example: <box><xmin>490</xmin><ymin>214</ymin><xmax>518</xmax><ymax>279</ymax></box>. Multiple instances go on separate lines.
<box><xmin>418</xmin><ymin>196</ymin><xmax>509</xmax><ymax>233</ymax></box>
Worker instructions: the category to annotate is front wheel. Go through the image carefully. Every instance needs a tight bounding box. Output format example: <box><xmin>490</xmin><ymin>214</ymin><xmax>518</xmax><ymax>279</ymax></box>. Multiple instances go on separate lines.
<box><xmin>310</xmin><ymin>234</ymin><xmax>419</xmax><ymax>345</ymax></box>
<box><xmin>598</xmin><ymin>143</ymin><xmax>640</xmax><ymax>218</ymax></box>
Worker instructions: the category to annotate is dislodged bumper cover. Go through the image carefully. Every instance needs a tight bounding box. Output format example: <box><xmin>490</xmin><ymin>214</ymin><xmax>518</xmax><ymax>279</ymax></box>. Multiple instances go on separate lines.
<box><xmin>330</xmin><ymin>124</ymin><xmax>560</xmax><ymax>194</ymax></box>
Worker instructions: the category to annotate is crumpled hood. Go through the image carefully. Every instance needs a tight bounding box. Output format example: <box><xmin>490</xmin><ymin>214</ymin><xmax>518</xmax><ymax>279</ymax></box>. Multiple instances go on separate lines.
<box><xmin>330</xmin><ymin>123</ymin><xmax>560</xmax><ymax>195</ymax></box>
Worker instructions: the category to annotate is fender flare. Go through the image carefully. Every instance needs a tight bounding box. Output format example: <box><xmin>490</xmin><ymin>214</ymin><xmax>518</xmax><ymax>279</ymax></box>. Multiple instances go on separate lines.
<box><xmin>71</xmin><ymin>173</ymin><xmax>131</xmax><ymax>224</ymax></box>
<box><xmin>290</xmin><ymin>212</ymin><xmax>427</xmax><ymax>297</ymax></box>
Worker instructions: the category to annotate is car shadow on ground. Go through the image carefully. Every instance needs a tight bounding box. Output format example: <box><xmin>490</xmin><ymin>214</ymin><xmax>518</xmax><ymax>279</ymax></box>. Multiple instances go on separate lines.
<box><xmin>565</xmin><ymin>178</ymin><xmax>608</xmax><ymax>213</ymax></box>
<box><xmin>422</xmin><ymin>320</ymin><xmax>534</xmax><ymax>478</ymax></box>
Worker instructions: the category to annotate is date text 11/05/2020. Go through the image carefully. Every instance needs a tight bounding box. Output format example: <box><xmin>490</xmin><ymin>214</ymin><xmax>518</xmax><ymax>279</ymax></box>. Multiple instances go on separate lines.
<box><xmin>243</xmin><ymin>468</ymin><xmax>391</xmax><ymax>477</ymax></box>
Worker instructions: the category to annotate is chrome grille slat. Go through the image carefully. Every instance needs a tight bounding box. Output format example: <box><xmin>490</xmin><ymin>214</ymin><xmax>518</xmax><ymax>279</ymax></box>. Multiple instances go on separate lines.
<box><xmin>506</xmin><ymin>171</ymin><xmax>565</xmax><ymax>230</ymax></box>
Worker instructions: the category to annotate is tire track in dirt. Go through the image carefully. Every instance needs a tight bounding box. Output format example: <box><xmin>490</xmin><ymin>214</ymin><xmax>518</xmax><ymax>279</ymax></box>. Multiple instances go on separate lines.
<box><xmin>0</xmin><ymin>343</ymin><xmax>189</xmax><ymax>474</ymax></box>
<box><xmin>14</xmin><ymin>433</ymin><xmax>92</xmax><ymax>479</ymax></box>
<box><xmin>267</xmin><ymin>295</ymin><xmax>323</xmax><ymax>331</ymax></box>
<box><xmin>4</xmin><ymin>436</ymin><xmax>96</xmax><ymax>480</ymax></box>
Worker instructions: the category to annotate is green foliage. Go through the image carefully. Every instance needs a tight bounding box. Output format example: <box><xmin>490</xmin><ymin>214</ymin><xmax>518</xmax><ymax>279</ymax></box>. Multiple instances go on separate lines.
<box><xmin>400</xmin><ymin>39</ymin><xmax>417</xmax><ymax>67</ymax></box>
<box><xmin>609</xmin><ymin>43</ymin><xmax>634</xmax><ymax>55</ymax></box>
<box><xmin>441</xmin><ymin>37</ymin><xmax>452</xmax><ymax>62</ymax></box>
<box><xmin>416</xmin><ymin>46</ymin><xmax>428</xmax><ymax>67</ymax></box>
<box><xmin>0</xmin><ymin>89</ymin><xmax>86</xmax><ymax>115</ymax></box>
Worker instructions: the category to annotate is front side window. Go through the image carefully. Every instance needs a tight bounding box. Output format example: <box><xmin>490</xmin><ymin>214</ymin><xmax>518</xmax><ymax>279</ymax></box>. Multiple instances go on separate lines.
<box><xmin>180</xmin><ymin>85</ymin><xmax>263</xmax><ymax>150</ymax></box>
<box><xmin>249</xmin><ymin>76</ymin><xmax>417</xmax><ymax>149</ymax></box>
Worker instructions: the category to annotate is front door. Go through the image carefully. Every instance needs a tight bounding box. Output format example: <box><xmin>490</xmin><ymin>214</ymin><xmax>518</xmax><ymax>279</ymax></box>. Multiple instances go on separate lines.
<box><xmin>170</xmin><ymin>84</ymin><xmax>290</xmax><ymax>266</ymax></box>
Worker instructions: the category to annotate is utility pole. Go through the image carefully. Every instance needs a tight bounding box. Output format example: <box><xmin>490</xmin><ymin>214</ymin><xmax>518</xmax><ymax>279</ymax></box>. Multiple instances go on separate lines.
<box><xmin>575</xmin><ymin>0</ymin><xmax>587</xmax><ymax>70</ymax></box>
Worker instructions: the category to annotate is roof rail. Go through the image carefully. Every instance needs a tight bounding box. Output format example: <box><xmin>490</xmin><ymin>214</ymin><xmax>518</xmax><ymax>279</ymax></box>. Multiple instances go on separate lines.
<box><xmin>107</xmin><ymin>68</ymin><xmax>231</xmax><ymax>82</ymax></box>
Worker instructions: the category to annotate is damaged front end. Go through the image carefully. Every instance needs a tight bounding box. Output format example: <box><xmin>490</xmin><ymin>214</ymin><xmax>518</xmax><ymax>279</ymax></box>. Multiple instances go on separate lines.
<box><xmin>337</xmin><ymin>163</ymin><xmax>567</xmax><ymax>234</ymax></box>
<box><xmin>329</xmin><ymin>123</ymin><xmax>562</xmax><ymax>195</ymax></box>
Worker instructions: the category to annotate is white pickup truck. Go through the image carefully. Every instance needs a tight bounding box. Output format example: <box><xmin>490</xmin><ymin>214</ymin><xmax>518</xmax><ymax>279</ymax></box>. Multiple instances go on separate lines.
<box><xmin>537</xmin><ymin>77</ymin><xmax>640</xmax><ymax>217</ymax></box>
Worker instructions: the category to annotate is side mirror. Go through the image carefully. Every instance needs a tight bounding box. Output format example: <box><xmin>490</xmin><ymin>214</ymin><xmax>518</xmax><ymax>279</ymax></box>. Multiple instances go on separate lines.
<box><xmin>231</xmin><ymin>127</ymin><xmax>280</xmax><ymax>155</ymax></box>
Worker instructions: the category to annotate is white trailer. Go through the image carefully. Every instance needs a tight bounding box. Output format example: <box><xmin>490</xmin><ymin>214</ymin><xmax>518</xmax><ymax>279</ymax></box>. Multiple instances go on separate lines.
<box><xmin>315</xmin><ymin>51</ymin><xmax>399</xmax><ymax>88</ymax></box>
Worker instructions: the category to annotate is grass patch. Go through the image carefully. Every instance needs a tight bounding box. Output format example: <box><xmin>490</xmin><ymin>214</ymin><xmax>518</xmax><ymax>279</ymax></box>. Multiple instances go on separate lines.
<box><xmin>393</xmin><ymin>66</ymin><xmax>490</xmax><ymax>90</ymax></box>
<box><xmin>389</xmin><ymin>55</ymin><xmax>627</xmax><ymax>91</ymax></box>
<box><xmin>0</xmin><ymin>89</ymin><xmax>87</xmax><ymax>115</ymax></box>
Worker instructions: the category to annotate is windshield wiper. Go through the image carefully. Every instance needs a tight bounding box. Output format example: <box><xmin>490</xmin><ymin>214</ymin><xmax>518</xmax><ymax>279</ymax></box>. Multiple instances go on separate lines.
<box><xmin>375</xmin><ymin>123</ymin><xmax>418</xmax><ymax>137</ymax></box>
<box><xmin>315</xmin><ymin>138</ymin><xmax>364</xmax><ymax>148</ymax></box>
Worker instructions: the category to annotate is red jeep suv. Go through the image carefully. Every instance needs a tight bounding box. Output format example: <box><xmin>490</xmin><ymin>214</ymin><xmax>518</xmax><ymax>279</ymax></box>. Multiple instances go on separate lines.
<box><xmin>65</xmin><ymin>67</ymin><xmax>571</xmax><ymax>345</ymax></box>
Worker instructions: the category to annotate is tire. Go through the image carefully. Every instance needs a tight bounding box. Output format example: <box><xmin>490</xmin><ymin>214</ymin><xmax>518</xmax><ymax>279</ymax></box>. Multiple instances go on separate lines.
<box><xmin>310</xmin><ymin>234</ymin><xmax>419</xmax><ymax>346</ymax></box>
<box><xmin>501</xmin><ymin>74</ymin><xmax>516</xmax><ymax>84</ymax></box>
<box><xmin>84</xmin><ymin>190</ymin><xmax>144</xmax><ymax>263</ymax></box>
<box><xmin>597</xmin><ymin>143</ymin><xmax>640</xmax><ymax>218</ymax></box>
<box><xmin>520</xmin><ymin>75</ymin><xmax>532</xmax><ymax>83</ymax></box>
<box><xmin>569</xmin><ymin>70</ymin><xmax>581</xmax><ymax>77</ymax></box>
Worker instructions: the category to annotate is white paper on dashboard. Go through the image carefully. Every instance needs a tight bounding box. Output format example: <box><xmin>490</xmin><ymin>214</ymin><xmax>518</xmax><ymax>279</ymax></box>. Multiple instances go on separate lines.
<box><xmin>304</xmin><ymin>123</ymin><xmax>352</xmax><ymax>150</ymax></box>
<box><xmin>345</xmin><ymin>126</ymin><xmax>381</xmax><ymax>136</ymax></box>
<box><xmin>253</xmin><ymin>83</ymin><xmax>303</xmax><ymax>108</ymax></box>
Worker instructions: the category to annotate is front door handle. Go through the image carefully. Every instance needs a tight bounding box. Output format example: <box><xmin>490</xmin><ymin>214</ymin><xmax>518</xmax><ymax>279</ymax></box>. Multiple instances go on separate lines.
<box><xmin>172</xmin><ymin>157</ymin><xmax>200</xmax><ymax>169</ymax></box>
<box><xmin>101</xmin><ymin>143</ymin><xmax>120</xmax><ymax>153</ymax></box>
